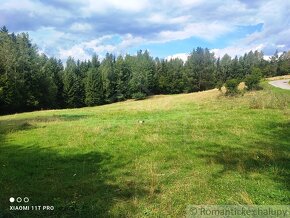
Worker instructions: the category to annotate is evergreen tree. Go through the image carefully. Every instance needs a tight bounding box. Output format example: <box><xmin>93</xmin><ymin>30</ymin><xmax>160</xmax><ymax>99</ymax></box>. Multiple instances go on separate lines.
<box><xmin>167</xmin><ymin>58</ymin><xmax>184</xmax><ymax>93</ymax></box>
<box><xmin>85</xmin><ymin>67</ymin><xmax>104</xmax><ymax>106</ymax></box>
<box><xmin>230</xmin><ymin>56</ymin><xmax>243</xmax><ymax>79</ymax></box>
<box><xmin>100</xmin><ymin>53</ymin><xmax>117</xmax><ymax>103</ymax></box>
<box><xmin>245</xmin><ymin>67</ymin><xmax>262</xmax><ymax>90</ymax></box>
<box><xmin>63</xmin><ymin>57</ymin><xmax>84</xmax><ymax>108</ymax></box>
<box><xmin>37</xmin><ymin>54</ymin><xmax>58</xmax><ymax>108</ymax></box>
<box><xmin>0</xmin><ymin>27</ymin><xmax>23</xmax><ymax>112</ymax></box>
<box><xmin>115</xmin><ymin>55</ymin><xmax>131</xmax><ymax>101</ymax></box>
<box><xmin>156</xmin><ymin>59</ymin><xmax>170</xmax><ymax>94</ymax></box>
<box><xmin>219</xmin><ymin>54</ymin><xmax>231</xmax><ymax>82</ymax></box>
<box><xmin>129</xmin><ymin>50</ymin><xmax>155</xmax><ymax>98</ymax></box>
<box><xmin>85</xmin><ymin>55</ymin><xmax>104</xmax><ymax>106</ymax></box>
<box><xmin>277</xmin><ymin>51</ymin><xmax>290</xmax><ymax>75</ymax></box>
<box><xmin>0</xmin><ymin>26</ymin><xmax>8</xmax><ymax>33</ymax></box>
<box><xmin>184</xmin><ymin>47</ymin><xmax>215</xmax><ymax>92</ymax></box>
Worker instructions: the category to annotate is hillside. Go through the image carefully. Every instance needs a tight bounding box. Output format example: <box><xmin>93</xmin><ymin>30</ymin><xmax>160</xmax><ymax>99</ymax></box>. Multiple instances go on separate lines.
<box><xmin>0</xmin><ymin>81</ymin><xmax>289</xmax><ymax>217</ymax></box>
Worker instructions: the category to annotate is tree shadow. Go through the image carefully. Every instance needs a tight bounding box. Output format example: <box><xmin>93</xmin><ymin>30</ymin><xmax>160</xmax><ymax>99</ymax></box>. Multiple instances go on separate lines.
<box><xmin>0</xmin><ymin>144</ymin><xmax>147</xmax><ymax>217</ymax></box>
<box><xmin>55</xmin><ymin>114</ymin><xmax>91</xmax><ymax>121</ymax></box>
<box><xmin>0</xmin><ymin>116</ymin><xmax>147</xmax><ymax>217</ymax></box>
<box><xmin>0</xmin><ymin>119</ymin><xmax>36</xmax><ymax>135</ymax></box>
<box><xmin>197</xmin><ymin>121</ymin><xmax>290</xmax><ymax>192</ymax></box>
<box><xmin>0</xmin><ymin>114</ymin><xmax>90</xmax><ymax>134</ymax></box>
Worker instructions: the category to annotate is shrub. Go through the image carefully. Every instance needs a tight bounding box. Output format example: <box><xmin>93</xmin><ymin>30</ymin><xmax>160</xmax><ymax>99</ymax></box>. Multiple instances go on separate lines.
<box><xmin>132</xmin><ymin>92</ymin><xmax>147</xmax><ymax>100</ymax></box>
<box><xmin>116</xmin><ymin>94</ymin><xmax>125</xmax><ymax>102</ymax></box>
<box><xmin>216</xmin><ymin>81</ymin><xmax>223</xmax><ymax>91</ymax></box>
<box><xmin>245</xmin><ymin>68</ymin><xmax>262</xmax><ymax>90</ymax></box>
<box><xmin>225</xmin><ymin>79</ymin><xmax>239</xmax><ymax>96</ymax></box>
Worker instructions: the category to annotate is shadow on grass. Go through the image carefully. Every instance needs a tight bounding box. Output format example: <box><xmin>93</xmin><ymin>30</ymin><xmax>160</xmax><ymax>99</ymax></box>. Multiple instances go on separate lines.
<box><xmin>0</xmin><ymin>114</ymin><xmax>90</xmax><ymax>134</ymax></box>
<box><xmin>197</xmin><ymin>121</ymin><xmax>290</xmax><ymax>194</ymax></box>
<box><xmin>0</xmin><ymin>116</ymin><xmax>147</xmax><ymax>217</ymax></box>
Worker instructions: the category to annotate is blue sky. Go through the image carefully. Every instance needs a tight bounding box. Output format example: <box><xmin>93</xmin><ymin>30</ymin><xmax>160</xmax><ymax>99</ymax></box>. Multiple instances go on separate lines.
<box><xmin>0</xmin><ymin>0</ymin><xmax>289</xmax><ymax>61</ymax></box>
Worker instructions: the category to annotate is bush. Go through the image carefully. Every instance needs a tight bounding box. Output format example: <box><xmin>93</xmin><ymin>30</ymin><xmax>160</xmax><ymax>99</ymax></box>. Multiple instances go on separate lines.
<box><xmin>116</xmin><ymin>94</ymin><xmax>125</xmax><ymax>102</ymax></box>
<box><xmin>225</xmin><ymin>79</ymin><xmax>239</xmax><ymax>96</ymax></box>
<box><xmin>216</xmin><ymin>81</ymin><xmax>223</xmax><ymax>91</ymax></box>
<box><xmin>245</xmin><ymin>68</ymin><xmax>262</xmax><ymax>90</ymax></box>
<box><xmin>132</xmin><ymin>92</ymin><xmax>147</xmax><ymax>100</ymax></box>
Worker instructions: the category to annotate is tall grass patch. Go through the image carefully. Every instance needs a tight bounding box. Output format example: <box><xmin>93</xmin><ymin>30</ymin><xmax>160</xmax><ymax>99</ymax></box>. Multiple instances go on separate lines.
<box><xmin>249</xmin><ymin>90</ymin><xmax>289</xmax><ymax>109</ymax></box>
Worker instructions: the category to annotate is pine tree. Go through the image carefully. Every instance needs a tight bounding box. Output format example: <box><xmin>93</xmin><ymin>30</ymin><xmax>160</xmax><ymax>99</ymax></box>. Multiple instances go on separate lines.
<box><xmin>157</xmin><ymin>59</ymin><xmax>170</xmax><ymax>93</ymax></box>
<box><xmin>167</xmin><ymin>58</ymin><xmax>184</xmax><ymax>93</ymax></box>
<box><xmin>220</xmin><ymin>54</ymin><xmax>231</xmax><ymax>82</ymax></box>
<box><xmin>184</xmin><ymin>47</ymin><xmax>216</xmax><ymax>92</ymax></box>
<box><xmin>85</xmin><ymin>55</ymin><xmax>104</xmax><ymax>106</ymax></box>
<box><xmin>85</xmin><ymin>68</ymin><xmax>104</xmax><ymax>106</ymax></box>
<box><xmin>63</xmin><ymin>57</ymin><xmax>85</xmax><ymax>108</ymax></box>
<box><xmin>129</xmin><ymin>50</ymin><xmax>155</xmax><ymax>98</ymax></box>
<box><xmin>100</xmin><ymin>53</ymin><xmax>117</xmax><ymax>103</ymax></box>
<box><xmin>37</xmin><ymin>54</ymin><xmax>58</xmax><ymax>108</ymax></box>
<box><xmin>0</xmin><ymin>26</ymin><xmax>8</xmax><ymax>33</ymax></box>
<box><xmin>277</xmin><ymin>51</ymin><xmax>290</xmax><ymax>75</ymax></box>
<box><xmin>230</xmin><ymin>56</ymin><xmax>243</xmax><ymax>79</ymax></box>
<box><xmin>115</xmin><ymin>55</ymin><xmax>131</xmax><ymax>101</ymax></box>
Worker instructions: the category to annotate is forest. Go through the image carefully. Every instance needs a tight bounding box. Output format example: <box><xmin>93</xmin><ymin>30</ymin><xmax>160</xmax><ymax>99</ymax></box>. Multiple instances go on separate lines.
<box><xmin>1</xmin><ymin>26</ymin><xmax>290</xmax><ymax>114</ymax></box>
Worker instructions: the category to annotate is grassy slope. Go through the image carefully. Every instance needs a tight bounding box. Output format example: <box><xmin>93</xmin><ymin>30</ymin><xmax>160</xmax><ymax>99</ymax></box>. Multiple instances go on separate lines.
<box><xmin>0</xmin><ymin>82</ymin><xmax>289</xmax><ymax>217</ymax></box>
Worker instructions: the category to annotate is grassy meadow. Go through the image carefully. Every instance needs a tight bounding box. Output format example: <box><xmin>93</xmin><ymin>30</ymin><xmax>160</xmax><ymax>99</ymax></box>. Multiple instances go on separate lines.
<box><xmin>0</xmin><ymin>80</ymin><xmax>289</xmax><ymax>217</ymax></box>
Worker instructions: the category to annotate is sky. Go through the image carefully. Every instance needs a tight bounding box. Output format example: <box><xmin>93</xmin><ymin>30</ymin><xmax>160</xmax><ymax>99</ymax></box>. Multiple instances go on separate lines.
<box><xmin>0</xmin><ymin>0</ymin><xmax>289</xmax><ymax>62</ymax></box>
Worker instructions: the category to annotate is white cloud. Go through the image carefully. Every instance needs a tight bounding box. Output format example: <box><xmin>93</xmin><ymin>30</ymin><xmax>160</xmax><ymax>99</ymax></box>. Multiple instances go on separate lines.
<box><xmin>27</xmin><ymin>27</ymin><xmax>65</xmax><ymax>41</ymax></box>
<box><xmin>0</xmin><ymin>0</ymin><xmax>37</xmax><ymax>11</ymax></box>
<box><xmin>26</xmin><ymin>27</ymin><xmax>69</xmax><ymax>55</ymax></box>
<box><xmin>3</xmin><ymin>0</ymin><xmax>289</xmax><ymax>61</ymax></box>
<box><xmin>80</xmin><ymin>0</ymin><xmax>149</xmax><ymax>15</ymax></box>
<box><xmin>156</xmin><ymin>22</ymin><xmax>232</xmax><ymax>42</ymax></box>
<box><xmin>179</xmin><ymin>0</ymin><xmax>204</xmax><ymax>6</ymax></box>
<box><xmin>58</xmin><ymin>35</ymin><xmax>113</xmax><ymax>60</ymax></box>
<box><xmin>211</xmin><ymin>43</ymin><xmax>265</xmax><ymax>58</ymax></box>
<box><xmin>146</xmin><ymin>14</ymin><xmax>190</xmax><ymax>25</ymax></box>
<box><xmin>0</xmin><ymin>0</ymin><xmax>71</xmax><ymax>19</ymax></box>
<box><xmin>277</xmin><ymin>44</ymin><xmax>285</xmax><ymax>48</ymax></box>
<box><xmin>59</xmin><ymin>45</ymin><xmax>91</xmax><ymax>61</ymax></box>
<box><xmin>118</xmin><ymin>34</ymin><xmax>145</xmax><ymax>51</ymax></box>
<box><xmin>263</xmin><ymin>55</ymin><xmax>271</xmax><ymax>61</ymax></box>
<box><xmin>57</xmin><ymin>34</ymin><xmax>145</xmax><ymax>60</ymax></box>
<box><xmin>209</xmin><ymin>0</ymin><xmax>290</xmax><ymax>57</ymax></box>
<box><xmin>70</xmin><ymin>23</ymin><xmax>93</xmax><ymax>32</ymax></box>
<box><xmin>165</xmin><ymin>53</ymin><xmax>189</xmax><ymax>62</ymax></box>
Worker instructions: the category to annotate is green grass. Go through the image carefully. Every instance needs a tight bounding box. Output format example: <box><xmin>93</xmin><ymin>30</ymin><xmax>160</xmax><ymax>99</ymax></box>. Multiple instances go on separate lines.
<box><xmin>0</xmin><ymin>83</ymin><xmax>289</xmax><ymax>217</ymax></box>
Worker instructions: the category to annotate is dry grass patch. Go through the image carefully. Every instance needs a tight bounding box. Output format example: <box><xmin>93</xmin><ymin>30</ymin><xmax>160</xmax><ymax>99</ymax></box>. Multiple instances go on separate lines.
<box><xmin>144</xmin><ymin>133</ymin><xmax>165</xmax><ymax>145</ymax></box>
<box><xmin>96</xmin><ymin>89</ymin><xmax>220</xmax><ymax>113</ymax></box>
<box><xmin>249</xmin><ymin>90</ymin><xmax>289</xmax><ymax>109</ymax></box>
<box><xmin>266</xmin><ymin>75</ymin><xmax>290</xmax><ymax>81</ymax></box>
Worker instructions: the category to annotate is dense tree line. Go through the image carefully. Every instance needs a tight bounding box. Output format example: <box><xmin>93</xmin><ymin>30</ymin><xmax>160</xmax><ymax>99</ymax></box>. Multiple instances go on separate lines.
<box><xmin>0</xmin><ymin>27</ymin><xmax>289</xmax><ymax>114</ymax></box>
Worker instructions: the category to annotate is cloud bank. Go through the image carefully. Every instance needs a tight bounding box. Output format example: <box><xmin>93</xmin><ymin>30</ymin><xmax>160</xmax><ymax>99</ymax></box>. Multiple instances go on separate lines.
<box><xmin>0</xmin><ymin>0</ymin><xmax>289</xmax><ymax>61</ymax></box>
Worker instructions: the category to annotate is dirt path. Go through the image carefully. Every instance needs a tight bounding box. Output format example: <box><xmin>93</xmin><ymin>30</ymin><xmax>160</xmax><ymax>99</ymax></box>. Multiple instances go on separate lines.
<box><xmin>269</xmin><ymin>79</ymin><xmax>290</xmax><ymax>90</ymax></box>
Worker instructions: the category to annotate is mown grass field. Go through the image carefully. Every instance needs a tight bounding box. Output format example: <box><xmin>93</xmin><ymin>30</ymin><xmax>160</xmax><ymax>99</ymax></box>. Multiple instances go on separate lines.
<box><xmin>0</xmin><ymin>80</ymin><xmax>289</xmax><ymax>217</ymax></box>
